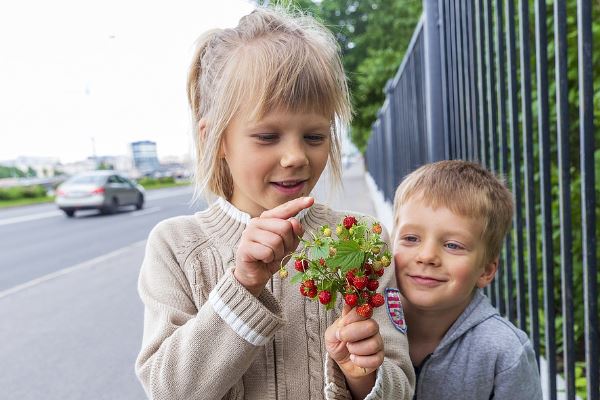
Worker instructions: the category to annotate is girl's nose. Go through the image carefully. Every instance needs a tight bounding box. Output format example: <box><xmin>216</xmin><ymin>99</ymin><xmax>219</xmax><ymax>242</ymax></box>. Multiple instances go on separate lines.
<box><xmin>280</xmin><ymin>141</ymin><xmax>309</xmax><ymax>168</ymax></box>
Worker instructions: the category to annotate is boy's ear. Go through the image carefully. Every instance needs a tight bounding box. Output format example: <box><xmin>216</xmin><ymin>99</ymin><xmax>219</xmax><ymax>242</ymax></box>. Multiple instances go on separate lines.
<box><xmin>476</xmin><ymin>257</ymin><xmax>498</xmax><ymax>288</ymax></box>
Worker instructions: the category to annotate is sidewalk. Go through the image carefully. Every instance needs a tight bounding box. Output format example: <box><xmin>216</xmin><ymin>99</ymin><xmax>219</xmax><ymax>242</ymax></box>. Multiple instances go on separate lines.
<box><xmin>312</xmin><ymin>156</ymin><xmax>378</xmax><ymax>218</ymax></box>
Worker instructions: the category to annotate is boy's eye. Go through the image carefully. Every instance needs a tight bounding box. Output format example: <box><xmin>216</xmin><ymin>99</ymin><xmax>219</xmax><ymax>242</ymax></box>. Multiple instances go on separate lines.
<box><xmin>401</xmin><ymin>235</ymin><xmax>418</xmax><ymax>243</ymax></box>
<box><xmin>445</xmin><ymin>242</ymin><xmax>465</xmax><ymax>251</ymax></box>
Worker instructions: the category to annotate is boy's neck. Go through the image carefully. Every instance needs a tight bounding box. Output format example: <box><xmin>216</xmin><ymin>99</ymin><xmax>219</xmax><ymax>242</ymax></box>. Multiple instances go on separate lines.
<box><xmin>401</xmin><ymin>293</ymin><xmax>474</xmax><ymax>365</ymax></box>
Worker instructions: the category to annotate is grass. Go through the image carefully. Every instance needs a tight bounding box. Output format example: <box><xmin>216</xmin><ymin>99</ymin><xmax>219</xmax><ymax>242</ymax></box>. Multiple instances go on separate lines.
<box><xmin>0</xmin><ymin>181</ymin><xmax>192</xmax><ymax>209</ymax></box>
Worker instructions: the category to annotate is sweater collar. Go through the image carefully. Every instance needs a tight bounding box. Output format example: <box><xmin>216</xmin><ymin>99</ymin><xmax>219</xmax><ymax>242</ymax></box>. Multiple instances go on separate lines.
<box><xmin>215</xmin><ymin>197</ymin><xmax>311</xmax><ymax>224</ymax></box>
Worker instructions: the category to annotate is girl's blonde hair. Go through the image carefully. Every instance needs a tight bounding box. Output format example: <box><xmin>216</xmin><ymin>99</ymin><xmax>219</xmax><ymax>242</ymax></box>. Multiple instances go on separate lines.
<box><xmin>187</xmin><ymin>6</ymin><xmax>352</xmax><ymax>201</ymax></box>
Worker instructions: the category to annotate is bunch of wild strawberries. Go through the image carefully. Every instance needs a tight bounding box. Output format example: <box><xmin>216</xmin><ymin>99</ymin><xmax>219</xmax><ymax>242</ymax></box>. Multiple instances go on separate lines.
<box><xmin>279</xmin><ymin>215</ymin><xmax>392</xmax><ymax>318</ymax></box>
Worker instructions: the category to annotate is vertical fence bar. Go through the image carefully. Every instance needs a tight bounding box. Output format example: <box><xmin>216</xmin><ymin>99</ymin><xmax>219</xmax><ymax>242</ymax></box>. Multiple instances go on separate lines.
<box><xmin>437</xmin><ymin>0</ymin><xmax>451</xmax><ymax>160</ymax></box>
<box><xmin>495</xmin><ymin>0</ymin><xmax>514</xmax><ymax>322</ymax></box>
<box><xmin>461</xmin><ymin>0</ymin><xmax>474</xmax><ymax>159</ymax></box>
<box><xmin>518</xmin><ymin>0</ymin><xmax>540</xmax><ymax>362</ymax></box>
<box><xmin>453</xmin><ymin>0</ymin><xmax>466</xmax><ymax>158</ymax></box>
<box><xmin>466</xmin><ymin>0</ymin><xmax>480</xmax><ymax>160</ymax></box>
<box><xmin>577</xmin><ymin>0</ymin><xmax>598</xmax><ymax>398</ymax></box>
<box><xmin>485</xmin><ymin>0</ymin><xmax>498</xmax><ymax>173</ymax></box>
<box><xmin>534</xmin><ymin>0</ymin><xmax>556</xmax><ymax>395</ymax></box>
<box><xmin>554</xmin><ymin>0</ymin><xmax>575</xmax><ymax>397</ymax></box>
<box><xmin>505</xmin><ymin>0</ymin><xmax>526</xmax><ymax>332</ymax></box>
<box><xmin>424</xmin><ymin>0</ymin><xmax>445</xmax><ymax>162</ymax></box>
<box><xmin>476</xmin><ymin>0</ymin><xmax>489</xmax><ymax>168</ymax></box>
<box><xmin>445</xmin><ymin>0</ymin><xmax>458</xmax><ymax>158</ymax></box>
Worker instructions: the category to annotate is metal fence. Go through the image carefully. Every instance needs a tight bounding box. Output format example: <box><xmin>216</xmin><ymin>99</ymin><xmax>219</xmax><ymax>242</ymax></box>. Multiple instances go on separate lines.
<box><xmin>365</xmin><ymin>0</ymin><xmax>598</xmax><ymax>399</ymax></box>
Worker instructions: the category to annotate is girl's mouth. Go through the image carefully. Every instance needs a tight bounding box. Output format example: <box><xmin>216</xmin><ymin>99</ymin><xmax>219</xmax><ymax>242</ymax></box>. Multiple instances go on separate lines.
<box><xmin>271</xmin><ymin>180</ymin><xmax>307</xmax><ymax>195</ymax></box>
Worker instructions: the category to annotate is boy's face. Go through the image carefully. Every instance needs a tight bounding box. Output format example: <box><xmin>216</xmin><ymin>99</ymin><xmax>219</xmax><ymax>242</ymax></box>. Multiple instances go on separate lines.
<box><xmin>221</xmin><ymin>107</ymin><xmax>330</xmax><ymax>217</ymax></box>
<box><xmin>393</xmin><ymin>199</ymin><xmax>497</xmax><ymax>314</ymax></box>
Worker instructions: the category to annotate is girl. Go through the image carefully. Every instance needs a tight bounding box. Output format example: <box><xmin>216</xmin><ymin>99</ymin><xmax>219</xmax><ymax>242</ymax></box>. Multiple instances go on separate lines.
<box><xmin>135</xmin><ymin>6</ymin><xmax>414</xmax><ymax>400</ymax></box>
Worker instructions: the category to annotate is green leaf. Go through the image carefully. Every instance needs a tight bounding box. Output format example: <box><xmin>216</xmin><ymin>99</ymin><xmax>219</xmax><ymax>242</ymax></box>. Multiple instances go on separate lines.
<box><xmin>310</xmin><ymin>243</ymin><xmax>330</xmax><ymax>260</ymax></box>
<box><xmin>327</xmin><ymin>240</ymin><xmax>365</xmax><ymax>272</ymax></box>
<box><xmin>290</xmin><ymin>273</ymin><xmax>305</xmax><ymax>285</ymax></box>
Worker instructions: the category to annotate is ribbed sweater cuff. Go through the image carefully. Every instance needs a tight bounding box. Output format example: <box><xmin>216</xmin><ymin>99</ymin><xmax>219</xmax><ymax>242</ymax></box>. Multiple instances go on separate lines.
<box><xmin>324</xmin><ymin>355</ymin><xmax>351</xmax><ymax>399</ymax></box>
<box><xmin>208</xmin><ymin>268</ymin><xmax>285</xmax><ymax>346</ymax></box>
<box><xmin>324</xmin><ymin>355</ymin><xmax>385</xmax><ymax>400</ymax></box>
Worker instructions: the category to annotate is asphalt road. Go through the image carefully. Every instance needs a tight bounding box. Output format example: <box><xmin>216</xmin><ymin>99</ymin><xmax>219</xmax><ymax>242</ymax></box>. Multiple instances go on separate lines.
<box><xmin>0</xmin><ymin>186</ymin><xmax>201</xmax><ymax>400</ymax></box>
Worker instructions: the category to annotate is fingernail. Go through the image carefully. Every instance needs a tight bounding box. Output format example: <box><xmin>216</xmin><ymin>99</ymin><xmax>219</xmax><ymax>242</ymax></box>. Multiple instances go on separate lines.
<box><xmin>350</xmin><ymin>354</ymin><xmax>356</xmax><ymax>363</ymax></box>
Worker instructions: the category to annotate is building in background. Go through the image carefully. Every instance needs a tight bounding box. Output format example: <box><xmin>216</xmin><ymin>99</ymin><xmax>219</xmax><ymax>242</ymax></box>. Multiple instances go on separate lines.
<box><xmin>130</xmin><ymin>140</ymin><xmax>160</xmax><ymax>176</ymax></box>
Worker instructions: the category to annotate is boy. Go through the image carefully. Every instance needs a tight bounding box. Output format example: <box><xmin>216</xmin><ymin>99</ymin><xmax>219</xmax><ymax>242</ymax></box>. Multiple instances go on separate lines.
<box><xmin>391</xmin><ymin>160</ymin><xmax>542</xmax><ymax>399</ymax></box>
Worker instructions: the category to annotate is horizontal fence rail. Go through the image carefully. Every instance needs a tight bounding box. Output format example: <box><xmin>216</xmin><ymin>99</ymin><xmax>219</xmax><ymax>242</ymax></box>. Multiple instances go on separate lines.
<box><xmin>365</xmin><ymin>0</ymin><xmax>598</xmax><ymax>399</ymax></box>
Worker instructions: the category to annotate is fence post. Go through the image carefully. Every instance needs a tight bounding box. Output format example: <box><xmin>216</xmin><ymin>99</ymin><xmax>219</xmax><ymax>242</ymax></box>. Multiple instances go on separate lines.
<box><xmin>423</xmin><ymin>0</ymin><xmax>445</xmax><ymax>162</ymax></box>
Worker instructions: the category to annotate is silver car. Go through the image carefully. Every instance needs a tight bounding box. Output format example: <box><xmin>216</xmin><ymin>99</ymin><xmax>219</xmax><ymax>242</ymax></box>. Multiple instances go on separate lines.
<box><xmin>55</xmin><ymin>171</ymin><xmax>145</xmax><ymax>217</ymax></box>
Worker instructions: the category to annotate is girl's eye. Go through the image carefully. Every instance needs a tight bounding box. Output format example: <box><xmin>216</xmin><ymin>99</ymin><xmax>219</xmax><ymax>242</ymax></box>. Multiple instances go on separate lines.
<box><xmin>304</xmin><ymin>134</ymin><xmax>326</xmax><ymax>144</ymax></box>
<box><xmin>254</xmin><ymin>134</ymin><xmax>278</xmax><ymax>142</ymax></box>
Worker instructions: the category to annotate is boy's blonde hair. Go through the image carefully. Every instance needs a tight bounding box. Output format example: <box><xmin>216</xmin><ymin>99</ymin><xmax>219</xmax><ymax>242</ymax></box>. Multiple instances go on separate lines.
<box><xmin>393</xmin><ymin>160</ymin><xmax>514</xmax><ymax>263</ymax></box>
<box><xmin>187</xmin><ymin>6</ymin><xmax>351</xmax><ymax>201</ymax></box>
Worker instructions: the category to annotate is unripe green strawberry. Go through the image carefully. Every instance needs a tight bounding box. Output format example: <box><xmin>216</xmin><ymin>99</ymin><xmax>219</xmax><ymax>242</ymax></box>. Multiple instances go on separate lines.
<box><xmin>372</xmin><ymin>260</ymin><xmax>384</xmax><ymax>271</ymax></box>
<box><xmin>356</xmin><ymin>303</ymin><xmax>373</xmax><ymax>318</ymax></box>
<box><xmin>318</xmin><ymin>290</ymin><xmax>332</xmax><ymax>305</ymax></box>
<box><xmin>279</xmin><ymin>269</ymin><xmax>288</xmax><ymax>279</ymax></box>
<box><xmin>372</xmin><ymin>223</ymin><xmax>382</xmax><ymax>234</ymax></box>
<box><xmin>323</xmin><ymin>227</ymin><xmax>332</xmax><ymax>237</ymax></box>
<box><xmin>295</xmin><ymin>259</ymin><xmax>308</xmax><ymax>272</ymax></box>
<box><xmin>344</xmin><ymin>293</ymin><xmax>358</xmax><ymax>307</ymax></box>
<box><xmin>336</xmin><ymin>225</ymin><xmax>343</xmax><ymax>235</ymax></box>
<box><xmin>371</xmin><ymin>246</ymin><xmax>381</xmax><ymax>255</ymax></box>
<box><xmin>343</xmin><ymin>215</ymin><xmax>357</xmax><ymax>229</ymax></box>
<box><xmin>369</xmin><ymin>293</ymin><xmax>385</xmax><ymax>308</ymax></box>
<box><xmin>329</xmin><ymin>247</ymin><xmax>337</xmax><ymax>257</ymax></box>
<box><xmin>353</xmin><ymin>275</ymin><xmax>368</xmax><ymax>290</ymax></box>
<box><xmin>380</xmin><ymin>255</ymin><xmax>391</xmax><ymax>267</ymax></box>
<box><xmin>367</xmin><ymin>280</ymin><xmax>379</xmax><ymax>291</ymax></box>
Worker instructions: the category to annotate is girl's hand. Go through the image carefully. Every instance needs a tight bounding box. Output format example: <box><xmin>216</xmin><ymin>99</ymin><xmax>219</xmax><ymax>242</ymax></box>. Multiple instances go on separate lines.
<box><xmin>234</xmin><ymin>197</ymin><xmax>314</xmax><ymax>296</ymax></box>
<box><xmin>325</xmin><ymin>305</ymin><xmax>384</xmax><ymax>397</ymax></box>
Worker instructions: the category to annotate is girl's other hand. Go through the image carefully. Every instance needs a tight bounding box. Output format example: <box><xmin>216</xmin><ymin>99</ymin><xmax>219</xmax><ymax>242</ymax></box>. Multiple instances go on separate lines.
<box><xmin>234</xmin><ymin>196</ymin><xmax>314</xmax><ymax>296</ymax></box>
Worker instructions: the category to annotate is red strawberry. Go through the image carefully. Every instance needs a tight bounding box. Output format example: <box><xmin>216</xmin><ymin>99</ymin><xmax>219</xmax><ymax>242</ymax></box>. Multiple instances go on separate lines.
<box><xmin>360</xmin><ymin>291</ymin><xmax>370</xmax><ymax>302</ymax></box>
<box><xmin>367</xmin><ymin>280</ymin><xmax>379</xmax><ymax>291</ymax></box>
<box><xmin>344</xmin><ymin>293</ymin><xmax>358</xmax><ymax>307</ymax></box>
<box><xmin>319</xmin><ymin>258</ymin><xmax>326</xmax><ymax>266</ymax></box>
<box><xmin>353</xmin><ymin>275</ymin><xmax>368</xmax><ymax>290</ymax></box>
<box><xmin>374</xmin><ymin>268</ymin><xmax>385</xmax><ymax>277</ymax></box>
<box><xmin>356</xmin><ymin>303</ymin><xmax>373</xmax><ymax>318</ymax></box>
<box><xmin>307</xmin><ymin>287</ymin><xmax>317</xmax><ymax>298</ymax></box>
<box><xmin>318</xmin><ymin>290</ymin><xmax>332</xmax><ymax>305</ymax></box>
<box><xmin>346</xmin><ymin>270</ymin><xmax>356</xmax><ymax>285</ymax></box>
<box><xmin>363</xmin><ymin>262</ymin><xmax>373</xmax><ymax>275</ymax></box>
<box><xmin>343</xmin><ymin>215</ymin><xmax>357</xmax><ymax>229</ymax></box>
<box><xmin>303</xmin><ymin>279</ymin><xmax>316</xmax><ymax>288</ymax></box>
<box><xmin>369</xmin><ymin>293</ymin><xmax>385</xmax><ymax>308</ymax></box>
<box><xmin>295</xmin><ymin>259</ymin><xmax>308</xmax><ymax>272</ymax></box>
<box><xmin>299</xmin><ymin>284</ymin><xmax>308</xmax><ymax>297</ymax></box>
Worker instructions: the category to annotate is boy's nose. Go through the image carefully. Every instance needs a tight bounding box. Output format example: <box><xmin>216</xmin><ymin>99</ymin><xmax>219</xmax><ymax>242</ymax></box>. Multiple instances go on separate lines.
<box><xmin>280</xmin><ymin>142</ymin><xmax>309</xmax><ymax>168</ymax></box>
<box><xmin>416</xmin><ymin>242</ymin><xmax>440</xmax><ymax>266</ymax></box>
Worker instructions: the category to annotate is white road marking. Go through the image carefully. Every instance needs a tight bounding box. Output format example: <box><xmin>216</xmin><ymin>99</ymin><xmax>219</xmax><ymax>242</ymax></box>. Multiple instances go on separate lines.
<box><xmin>0</xmin><ymin>240</ymin><xmax>146</xmax><ymax>300</ymax></box>
<box><xmin>0</xmin><ymin>210</ymin><xmax>63</xmax><ymax>226</ymax></box>
<box><xmin>131</xmin><ymin>207</ymin><xmax>161</xmax><ymax>217</ymax></box>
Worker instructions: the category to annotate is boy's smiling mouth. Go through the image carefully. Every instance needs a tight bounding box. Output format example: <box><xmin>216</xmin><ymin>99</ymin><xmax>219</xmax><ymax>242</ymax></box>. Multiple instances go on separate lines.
<box><xmin>408</xmin><ymin>274</ymin><xmax>447</xmax><ymax>287</ymax></box>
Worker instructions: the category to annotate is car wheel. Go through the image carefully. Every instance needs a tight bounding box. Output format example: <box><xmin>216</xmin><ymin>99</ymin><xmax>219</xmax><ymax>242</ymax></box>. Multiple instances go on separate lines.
<box><xmin>63</xmin><ymin>209</ymin><xmax>75</xmax><ymax>217</ymax></box>
<box><xmin>135</xmin><ymin>194</ymin><xmax>144</xmax><ymax>210</ymax></box>
<box><xmin>101</xmin><ymin>198</ymin><xmax>119</xmax><ymax>214</ymax></box>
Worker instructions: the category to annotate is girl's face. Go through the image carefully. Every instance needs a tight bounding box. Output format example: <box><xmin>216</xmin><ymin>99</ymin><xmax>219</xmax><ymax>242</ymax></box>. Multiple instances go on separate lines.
<box><xmin>221</xmin><ymin>107</ymin><xmax>331</xmax><ymax>217</ymax></box>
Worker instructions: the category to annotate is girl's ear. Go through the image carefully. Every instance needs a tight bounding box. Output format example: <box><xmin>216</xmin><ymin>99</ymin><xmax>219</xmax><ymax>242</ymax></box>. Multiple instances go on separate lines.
<box><xmin>476</xmin><ymin>257</ymin><xmax>498</xmax><ymax>288</ymax></box>
<box><xmin>198</xmin><ymin>118</ymin><xmax>207</xmax><ymax>140</ymax></box>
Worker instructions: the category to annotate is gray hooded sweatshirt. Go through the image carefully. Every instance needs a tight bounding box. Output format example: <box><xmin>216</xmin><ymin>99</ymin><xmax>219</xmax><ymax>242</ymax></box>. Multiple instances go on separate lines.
<box><xmin>413</xmin><ymin>290</ymin><xmax>542</xmax><ymax>399</ymax></box>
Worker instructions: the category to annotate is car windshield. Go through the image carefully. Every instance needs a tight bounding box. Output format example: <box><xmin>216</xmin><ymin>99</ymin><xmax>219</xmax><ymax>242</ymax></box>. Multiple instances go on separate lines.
<box><xmin>67</xmin><ymin>175</ymin><xmax>107</xmax><ymax>185</ymax></box>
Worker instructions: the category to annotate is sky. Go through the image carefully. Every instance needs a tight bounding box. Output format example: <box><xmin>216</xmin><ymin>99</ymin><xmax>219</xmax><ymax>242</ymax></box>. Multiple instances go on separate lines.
<box><xmin>0</xmin><ymin>0</ymin><xmax>255</xmax><ymax>163</ymax></box>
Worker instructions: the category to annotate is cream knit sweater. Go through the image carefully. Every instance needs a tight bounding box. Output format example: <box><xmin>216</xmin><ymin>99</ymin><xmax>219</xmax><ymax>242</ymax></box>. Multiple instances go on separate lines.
<box><xmin>135</xmin><ymin>198</ymin><xmax>415</xmax><ymax>399</ymax></box>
